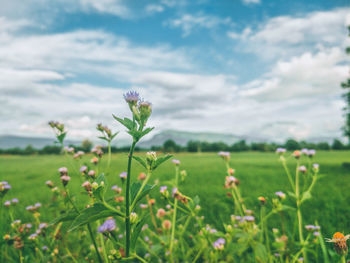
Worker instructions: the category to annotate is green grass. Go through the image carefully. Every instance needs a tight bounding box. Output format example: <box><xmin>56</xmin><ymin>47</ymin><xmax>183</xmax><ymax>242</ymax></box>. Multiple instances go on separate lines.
<box><xmin>1</xmin><ymin>151</ymin><xmax>350</xmax><ymax>238</ymax></box>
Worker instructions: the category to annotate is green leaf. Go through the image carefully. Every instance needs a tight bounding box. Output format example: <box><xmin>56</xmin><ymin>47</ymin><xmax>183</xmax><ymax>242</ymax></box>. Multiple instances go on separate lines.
<box><xmin>132</xmin><ymin>156</ymin><xmax>148</xmax><ymax>170</ymax></box>
<box><xmin>253</xmin><ymin>242</ymin><xmax>268</xmax><ymax>263</ymax></box>
<box><xmin>69</xmin><ymin>203</ymin><xmax>123</xmax><ymax>231</ymax></box>
<box><xmin>96</xmin><ymin>173</ymin><xmax>106</xmax><ymax>185</ymax></box>
<box><xmin>131</xmin><ymin>215</ymin><xmax>148</xmax><ymax>250</ymax></box>
<box><xmin>111</xmin><ymin>132</ymin><xmax>119</xmax><ymax>140</ymax></box>
<box><xmin>112</xmin><ymin>115</ymin><xmax>134</xmax><ymax>130</ymax></box>
<box><xmin>57</xmin><ymin>132</ymin><xmax>67</xmax><ymax>144</ymax></box>
<box><xmin>130</xmin><ymin>182</ymin><xmax>155</xmax><ymax>205</ymax></box>
<box><xmin>141</xmin><ymin>127</ymin><xmax>154</xmax><ymax>137</ymax></box>
<box><xmin>301</xmin><ymin>191</ymin><xmax>312</xmax><ymax>204</ymax></box>
<box><xmin>152</xmin><ymin>155</ymin><xmax>172</xmax><ymax>170</ymax></box>
<box><xmin>280</xmin><ymin>205</ymin><xmax>295</xmax><ymax>211</ymax></box>
<box><xmin>287</xmin><ymin>191</ymin><xmax>296</xmax><ymax>199</ymax></box>
<box><xmin>98</xmin><ymin>136</ymin><xmax>109</xmax><ymax>142</ymax></box>
<box><xmin>50</xmin><ymin>210</ymin><xmax>79</xmax><ymax>225</ymax></box>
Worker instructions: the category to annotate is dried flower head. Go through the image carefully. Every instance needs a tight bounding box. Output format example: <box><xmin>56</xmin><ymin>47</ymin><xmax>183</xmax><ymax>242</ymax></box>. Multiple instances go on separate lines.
<box><xmin>326</xmin><ymin>232</ymin><xmax>350</xmax><ymax>256</ymax></box>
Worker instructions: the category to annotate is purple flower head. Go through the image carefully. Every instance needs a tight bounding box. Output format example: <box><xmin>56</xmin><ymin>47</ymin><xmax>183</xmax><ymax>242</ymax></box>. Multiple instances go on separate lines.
<box><xmin>243</xmin><ymin>216</ymin><xmax>255</xmax><ymax>222</ymax></box>
<box><xmin>298</xmin><ymin>166</ymin><xmax>307</xmax><ymax>173</ymax></box>
<box><xmin>172</xmin><ymin>187</ymin><xmax>178</xmax><ymax>197</ymax></box>
<box><xmin>4</xmin><ymin>200</ymin><xmax>11</xmax><ymax>207</ymax></box>
<box><xmin>39</xmin><ymin>223</ymin><xmax>48</xmax><ymax>229</ymax></box>
<box><xmin>98</xmin><ymin>218</ymin><xmax>116</xmax><ymax>233</ymax></box>
<box><xmin>88</xmin><ymin>170</ymin><xmax>96</xmax><ymax>177</ymax></box>
<box><xmin>80</xmin><ymin>165</ymin><xmax>88</xmax><ymax>173</ymax></box>
<box><xmin>160</xmin><ymin>185</ymin><xmax>167</xmax><ymax>193</ymax></box>
<box><xmin>274</xmin><ymin>253</ymin><xmax>281</xmax><ymax>257</ymax></box>
<box><xmin>34</xmin><ymin>203</ymin><xmax>41</xmax><ymax>208</ymax></box>
<box><xmin>213</xmin><ymin>238</ymin><xmax>225</xmax><ymax>250</ymax></box>
<box><xmin>42</xmin><ymin>246</ymin><xmax>48</xmax><ymax>251</ymax></box>
<box><xmin>124</xmin><ymin>91</ymin><xmax>140</xmax><ymax>105</ymax></box>
<box><xmin>275</xmin><ymin>191</ymin><xmax>286</xmax><ymax>199</ymax></box>
<box><xmin>172</xmin><ymin>159</ymin><xmax>180</xmax><ymax>165</ymax></box>
<box><xmin>218</xmin><ymin>151</ymin><xmax>230</xmax><ymax>158</ymax></box>
<box><xmin>28</xmin><ymin>233</ymin><xmax>38</xmax><ymax>240</ymax></box>
<box><xmin>313</xmin><ymin>231</ymin><xmax>320</xmax><ymax>237</ymax></box>
<box><xmin>26</xmin><ymin>205</ymin><xmax>34</xmax><ymax>211</ymax></box>
<box><xmin>60</xmin><ymin>175</ymin><xmax>71</xmax><ymax>186</ymax></box>
<box><xmin>120</xmin><ymin>172</ymin><xmax>127</xmax><ymax>179</ymax></box>
<box><xmin>276</xmin><ymin>148</ymin><xmax>286</xmax><ymax>154</ymax></box>
<box><xmin>308</xmin><ymin>149</ymin><xmax>316</xmax><ymax>156</ymax></box>
<box><xmin>58</xmin><ymin>167</ymin><xmax>68</xmax><ymax>174</ymax></box>
<box><xmin>11</xmin><ymin>198</ymin><xmax>19</xmax><ymax>204</ymax></box>
<box><xmin>301</xmin><ymin>148</ymin><xmax>309</xmax><ymax>155</ymax></box>
<box><xmin>26</xmin><ymin>224</ymin><xmax>32</xmax><ymax>229</ymax></box>
<box><xmin>298</xmin><ymin>257</ymin><xmax>304</xmax><ymax>262</ymax></box>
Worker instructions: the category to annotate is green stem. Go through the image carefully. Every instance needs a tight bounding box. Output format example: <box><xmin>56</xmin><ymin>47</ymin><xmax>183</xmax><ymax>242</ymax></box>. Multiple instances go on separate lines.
<box><xmin>169</xmin><ymin>166</ymin><xmax>179</xmax><ymax>260</ymax></box>
<box><xmin>87</xmin><ymin>223</ymin><xmax>103</xmax><ymax>263</ymax></box>
<box><xmin>66</xmin><ymin>188</ymin><xmax>103</xmax><ymax>263</ymax></box>
<box><xmin>107</xmin><ymin>141</ymin><xmax>112</xmax><ymax>173</ymax></box>
<box><xmin>130</xmin><ymin>171</ymin><xmax>151</xmax><ymax>211</ymax></box>
<box><xmin>125</xmin><ymin>141</ymin><xmax>137</xmax><ymax>259</ymax></box>
<box><xmin>341</xmin><ymin>256</ymin><xmax>346</xmax><ymax>263</ymax></box>
<box><xmin>281</xmin><ymin>158</ymin><xmax>295</xmax><ymax>191</ymax></box>
<box><xmin>97</xmin><ymin>221</ymin><xmax>109</xmax><ymax>263</ymax></box>
<box><xmin>134</xmin><ymin>253</ymin><xmax>149</xmax><ymax>263</ymax></box>
<box><xmin>192</xmin><ymin>246</ymin><xmax>204</xmax><ymax>263</ymax></box>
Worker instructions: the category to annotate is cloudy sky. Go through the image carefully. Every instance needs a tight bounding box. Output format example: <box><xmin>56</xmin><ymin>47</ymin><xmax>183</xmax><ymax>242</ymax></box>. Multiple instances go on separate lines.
<box><xmin>1</xmin><ymin>0</ymin><xmax>349</xmax><ymax>142</ymax></box>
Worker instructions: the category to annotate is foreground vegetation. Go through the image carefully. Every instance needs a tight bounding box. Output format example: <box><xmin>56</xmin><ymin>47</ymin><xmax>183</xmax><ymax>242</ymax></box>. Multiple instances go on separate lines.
<box><xmin>1</xmin><ymin>91</ymin><xmax>350</xmax><ymax>262</ymax></box>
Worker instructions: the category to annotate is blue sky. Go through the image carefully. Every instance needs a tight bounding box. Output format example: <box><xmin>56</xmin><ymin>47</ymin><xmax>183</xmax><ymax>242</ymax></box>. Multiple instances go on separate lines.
<box><xmin>1</xmin><ymin>0</ymin><xmax>349</xmax><ymax>142</ymax></box>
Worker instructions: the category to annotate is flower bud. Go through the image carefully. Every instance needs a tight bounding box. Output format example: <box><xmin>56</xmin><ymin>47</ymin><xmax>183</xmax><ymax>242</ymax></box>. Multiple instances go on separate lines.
<box><xmin>130</xmin><ymin>212</ymin><xmax>138</xmax><ymax>224</ymax></box>
<box><xmin>162</xmin><ymin>220</ymin><xmax>171</xmax><ymax>230</ymax></box>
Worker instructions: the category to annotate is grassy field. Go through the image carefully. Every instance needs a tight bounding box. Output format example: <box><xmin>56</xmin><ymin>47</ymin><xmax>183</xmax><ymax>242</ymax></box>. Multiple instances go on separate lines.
<box><xmin>1</xmin><ymin>151</ymin><xmax>349</xmax><ymax>238</ymax></box>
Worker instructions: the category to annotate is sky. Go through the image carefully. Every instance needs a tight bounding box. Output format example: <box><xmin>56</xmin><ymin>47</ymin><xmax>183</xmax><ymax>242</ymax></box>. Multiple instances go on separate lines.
<box><xmin>1</xmin><ymin>0</ymin><xmax>350</xmax><ymax>143</ymax></box>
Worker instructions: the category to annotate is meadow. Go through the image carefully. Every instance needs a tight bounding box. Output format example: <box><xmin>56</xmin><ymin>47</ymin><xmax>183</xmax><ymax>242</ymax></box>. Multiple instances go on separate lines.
<box><xmin>1</xmin><ymin>91</ymin><xmax>350</xmax><ymax>262</ymax></box>
<box><xmin>1</xmin><ymin>150</ymin><xmax>350</xmax><ymax>262</ymax></box>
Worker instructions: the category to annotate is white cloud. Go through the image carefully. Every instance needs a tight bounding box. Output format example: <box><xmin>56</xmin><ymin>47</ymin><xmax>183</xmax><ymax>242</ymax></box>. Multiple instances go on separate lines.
<box><xmin>228</xmin><ymin>8</ymin><xmax>350</xmax><ymax>59</ymax></box>
<box><xmin>167</xmin><ymin>13</ymin><xmax>233</xmax><ymax>37</ymax></box>
<box><xmin>78</xmin><ymin>0</ymin><xmax>130</xmax><ymax>18</ymax></box>
<box><xmin>242</xmin><ymin>0</ymin><xmax>260</xmax><ymax>5</ymax></box>
<box><xmin>145</xmin><ymin>4</ymin><xmax>164</xmax><ymax>14</ymax></box>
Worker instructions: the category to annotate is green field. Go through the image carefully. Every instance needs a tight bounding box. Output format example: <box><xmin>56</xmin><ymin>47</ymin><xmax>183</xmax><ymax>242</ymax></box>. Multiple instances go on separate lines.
<box><xmin>1</xmin><ymin>151</ymin><xmax>349</xmax><ymax>238</ymax></box>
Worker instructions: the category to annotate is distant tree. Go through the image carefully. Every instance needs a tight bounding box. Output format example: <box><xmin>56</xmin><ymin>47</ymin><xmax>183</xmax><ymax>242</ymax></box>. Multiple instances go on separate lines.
<box><xmin>251</xmin><ymin>142</ymin><xmax>269</xmax><ymax>152</ymax></box>
<box><xmin>24</xmin><ymin>145</ymin><xmax>36</xmax><ymax>155</ymax></box>
<box><xmin>231</xmin><ymin>140</ymin><xmax>250</xmax><ymax>152</ymax></box>
<box><xmin>187</xmin><ymin>140</ymin><xmax>200</xmax><ymax>152</ymax></box>
<box><xmin>332</xmin><ymin>139</ymin><xmax>344</xmax><ymax>150</ymax></box>
<box><xmin>39</xmin><ymin>145</ymin><xmax>61</xmax><ymax>154</ymax></box>
<box><xmin>316</xmin><ymin>142</ymin><xmax>330</xmax><ymax>150</ymax></box>
<box><xmin>341</xmin><ymin>26</ymin><xmax>350</xmax><ymax>145</ymax></box>
<box><xmin>81</xmin><ymin>139</ymin><xmax>93</xmax><ymax>152</ymax></box>
<box><xmin>285</xmin><ymin>139</ymin><xmax>300</xmax><ymax>151</ymax></box>
<box><xmin>163</xmin><ymin>139</ymin><xmax>180</xmax><ymax>152</ymax></box>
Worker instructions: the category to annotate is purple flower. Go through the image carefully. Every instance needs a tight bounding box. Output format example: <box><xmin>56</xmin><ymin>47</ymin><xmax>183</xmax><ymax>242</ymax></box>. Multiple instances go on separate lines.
<box><xmin>308</xmin><ymin>149</ymin><xmax>316</xmax><ymax>156</ymax></box>
<box><xmin>39</xmin><ymin>223</ymin><xmax>48</xmax><ymax>229</ymax></box>
<box><xmin>276</xmin><ymin>148</ymin><xmax>286</xmax><ymax>154</ymax></box>
<box><xmin>172</xmin><ymin>159</ymin><xmax>180</xmax><ymax>165</ymax></box>
<box><xmin>28</xmin><ymin>233</ymin><xmax>38</xmax><ymax>240</ymax></box>
<box><xmin>58</xmin><ymin>167</ymin><xmax>68</xmax><ymax>174</ymax></box>
<box><xmin>160</xmin><ymin>185</ymin><xmax>167</xmax><ymax>193</ymax></box>
<box><xmin>275</xmin><ymin>191</ymin><xmax>286</xmax><ymax>199</ymax></box>
<box><xmin>213</xmin><ymin>238</ymin><xmax>225</xmax><ymax>250</ymax></box>
<box><xmin>313</xmin><ymin>231</ymin><xmax>320</xmax><ymax>237</ymax></box>
<box><xmin>26</xmin><ymin>224</ymin><xmax>32</xmax><ymax>229</ymax></box>
<box><xmin>301</xmin><ymin>148</ymin><xmax>309</xmax><ymax>155</ymax></box>
<box><xmin>42</xmin><ymin>246</ymin><xmax>48</xmax><ymax>251</ymax></box>
<box><xmin>98</xmin><ymin>219</ymin><xmax>116</xmax><ymax>233</ymax></box>
<box><xmin>298</xmin><ymin>166</ymin><xmax>307</xmax><ymax>173</ymax></box>
<box><xmin>34</xmin><ymin>203</ymin><xmax>41</xmax><ymax>208</ymax></box>
<box><xmin>4</xmin><ymin>200</ymin><xmax>11</xmax><ymax>207</ymax></box>
<box><xmin>218</xmin><ymin>151</ymin><xmax>230</xmax><ymax>158</ymax></box>
<box><xmin>124</xmin><ymin>91</ymin><xmax>140</xmax><ymax>104</ymax></box>
<box><xmin>80</xmin><ymin>166</ymin><xmax>88</xmax><ymax>173</ymax></box>
<box><xmin>172</xmin><ymin>187</ymin><xmax>178</xmax><ymax>197</ymax></box>
<box><xmin>11</xmin><ymin>198</ymin><xmax>18</xmax><ymax>204</ymax></box>
<box><xmin>243</xmin><ymin>216</ymin><xmax>255</xmax><ymax>222</ymax></box>
<box><xmin>120</xmin><ymin>172</ymin><xmax>127</xmax><ymax>179</ymax></box>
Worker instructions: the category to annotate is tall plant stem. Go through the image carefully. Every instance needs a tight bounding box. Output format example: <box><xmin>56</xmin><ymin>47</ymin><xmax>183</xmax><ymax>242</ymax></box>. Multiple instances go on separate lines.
<box><xmin>170</xmin><ymin>166</ymin><xmax>179</xmax><ymax>261</ymax></box>
<box><xmin>295</xmin><ymin>160</ymin><xmax>307</xmax><ymax>262</ymax></box>
<box><xmin>65</xmin><ymin>188</ymin><xmax>103</xmax><ymax>263</ymax></box>
<box><xmin>107</xmin><ymin>141</ymin><xmax>112</xmax><ymax>173</ymax></box>
<box><xmin>125</xmin><ymin>141</ymin><xmax>136</xmax><ymax>259</ymax></box>
<box><xmin>281</xmin><ymin>158</ymin><xmax>295</xmax><ymax>191</ymax></box>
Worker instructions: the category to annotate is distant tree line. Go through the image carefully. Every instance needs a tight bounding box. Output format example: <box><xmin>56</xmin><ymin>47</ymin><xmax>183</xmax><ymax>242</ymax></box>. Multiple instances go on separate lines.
<box><xmin>154</xmin><ymin>138</ymin><xmax>350</xmax><ymax>153</ymax></box>
<box><xmin>0</xmin><ymin>138</ymin><xmax>349</xmax><ymax>155</ymax></box>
